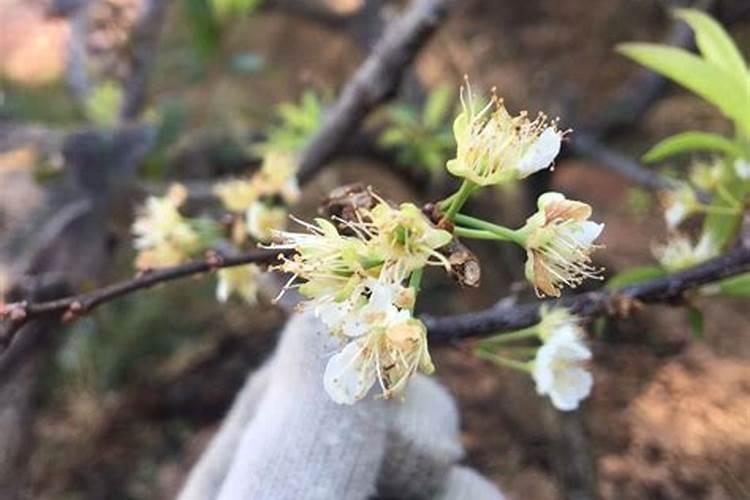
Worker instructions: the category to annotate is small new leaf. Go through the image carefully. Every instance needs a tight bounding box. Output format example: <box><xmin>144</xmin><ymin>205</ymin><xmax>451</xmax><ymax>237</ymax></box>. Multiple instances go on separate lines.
<box><xmin>686</xmin><ymin>306</ymin><xmax>704</xmax><ymax>340</ymax></box>
<box><xmin>715</xmin><ymin>272</ymin><xmax>750</xmax><ymax>297</ymax></box>
<box><xmin>606</xmin><ymin>265</ymin><xmax>667</xmax><ymax>290</ymax></box>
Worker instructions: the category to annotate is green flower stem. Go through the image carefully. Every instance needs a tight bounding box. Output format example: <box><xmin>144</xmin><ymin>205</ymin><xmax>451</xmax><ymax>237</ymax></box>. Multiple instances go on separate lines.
<box><xmin>443</xmin><ymin>180</ymin><xmax>476</xmax><ymax>221</ymax></box>
<box><xmin>408</xmin><ymin>268</ymin><xmax>424</xmax><ymax>297</ymax></box>
<box><xmin>453</xmin><ymin>227</ymin><xmax>503</xmax><ymax>240</ymax></box>
<box><xmin>453</xmin><ymin>214</ymin><xmax>525</xmax><ymax>244</ymax></box>
<box><xmin>438</xmin><ymin>192</ymin><xmax>458</xmax><ymax>210</ymax></box>
<box><xmin>474</xmin><ymin>349</ymin><xmax>532</xmax><ymax>373</ymax></box>
<box><xmin>479</xmin><ymin>326</ymin><xmax>539</xmax><ymax>345</ymax></box>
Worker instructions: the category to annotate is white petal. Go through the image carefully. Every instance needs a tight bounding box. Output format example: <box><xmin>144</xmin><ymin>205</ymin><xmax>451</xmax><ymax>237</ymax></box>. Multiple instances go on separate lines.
<box><xmin>532</xmin><ymin>343</ymin><xmax>557</xmax><ymax>395</ymax></box>
<box><xmin>537</xmin><ymin>191</ymin><xmax>565</xmax><ymax>210</ymax></box>
<box><xmin>665</xmin><ymin>202</ymin><xmax>688</xmax><ymax>229</ymax></box>
<box><xmin>342</xmin><ymin>314</ymin><xmax>371</xmax><ymax>337</ymax></box>
<box><xmin>571</xmin><ymin>221</ymin><xmax>604</xmax><ymax>247</ymax></box>
<box><xmin>315</xmin><ymin>301</ymin><xmax>349</xmax><ymax>331</ymax></box>
<box><xmin>549</xmin><ymin>368</ymin><xmax>593</xmax><ymax>411</ymax></box>
<box><xmin>216</xmin><ymin>278</ymin><xmax>229</xmax><ymax>303</ymax></box>
<box><xmin>517</xmin><ymin>128</ymin><xmax>562</xmax><ymax>177</ymax></box>
<box><xmin>323</xmin><ymin>341</ymin><xmax>375</xmax><ymax>405</ymax></box>
<box><xmin>548</xmin><ymin>323</ymin><xmax>583</xmax><ymax>343</ymax></box>
<box><xmin>735</xmin><ymin>159</ymin><xmax>750</xmax><ymax>180</ymax></box>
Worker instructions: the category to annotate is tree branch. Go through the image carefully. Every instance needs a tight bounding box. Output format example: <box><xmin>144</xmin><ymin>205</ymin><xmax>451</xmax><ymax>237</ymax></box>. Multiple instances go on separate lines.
<box><xmin>0</xmin><ymin>249</ymin><xmax>282</xmax><ymax>350</ymax></box>
<box><xmin>423</xmin><ymin>246</ymin><xmax>750</xmax><ymax>342</ymax></box>
<box><xmin>297</xmin><ymin>0</ymin><xmax>453</xmax><ymax>184</ymax></box>
<box><xmin>119</xmin><ymin>0</ymin><xmax>169</xmax><ymax>121</ymax></box>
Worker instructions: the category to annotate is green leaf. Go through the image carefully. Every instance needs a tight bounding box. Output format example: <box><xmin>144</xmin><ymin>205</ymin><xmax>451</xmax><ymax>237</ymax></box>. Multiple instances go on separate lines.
<box><xmin>686</xmin><ymin>306</ymin><xmax>704</xmax><ymax>339</ymax></box>
<box><xmin>183</xmin><ymin>0</ymin><xmax>221</xmax><ymax>61</ymax></box>
<box><xmin>379</xmin><ymin>127</ymin><xmax>407</xmax><ymax>147</ymax></box>
<box><xmin>211</xmin><ymin>0</ymin><xmax>263</xmax><ymax>21</ymax></box>
<box><xmin>702</xmin><ymin>160</ymin><xmax>744</xmax><ymax>249</ymax></box>
<box><xmin>423</xmin><ymin>85</ymin><xmax>454</xmax><ymax>129</ymax></box>
<box><xmin>617</xmin><ymin>43</ymin><xmax>750</xmax><ymax>135</ymax></box>
<box><xmin>714</xmin><ymin>272</ymin><xmax>750</xmax><ymax>297</ymax></box>
<box><xmin>85</xmin><ymin>81</ymin><xmax>123</xmax><ymax>126</ymax></box>
<box><xmin>643</xmin><ymin>131</ymin><xmax>744</xmax><ymax>162</ymax></box>
<box><xmin>673</xmin><ymin>8</ymin><xmax>747</xmax><ymax>80</ymax></box>
<box><xmin>606</xmin><ymin>265</ymin><xmax>668</xmax><ymax>290</ymax></box>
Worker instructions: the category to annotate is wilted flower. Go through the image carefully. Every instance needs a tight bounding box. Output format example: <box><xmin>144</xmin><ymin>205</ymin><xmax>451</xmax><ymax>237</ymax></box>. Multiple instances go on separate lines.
<box><xmin>653</xmin><ymin>233</ymin><xmax>719</xmax><ymax>271</ymax></box>
<box><xmin>532</xmin><ymin>308</ymin><xmax>593</xmax><ymax>411</ymax></box>
<box><xmin>323</xmin><ymin>297</ymin><xmax>433</xmax><ymax>404</ymax></box>
<box><xmin>132</xmin><ymin>184</ymin><xmax>201</xmax><ymax>269</ymax></box>
<box><xmin>446</xmin><ymin>79</ymin><xmax>563</xmax><ymax>186</ymax></box>
<box><xmin>246</xmin><ymin>202</ymin><xmax>287</xmax><ymax>243</ymax></box>
<box><xmin>659</xmin><ymin>184</ymin><xmax>699</xmax><ymax>230</ymax></box>
<box><xmin>521</xmin><ymin>192</ymin><xmax>604</xmax><ymax>297</ymax></box>
<box><xmin>216</xmin><ymin>264</ymin><xmax>261</xmax><ymax>304</ymax></box>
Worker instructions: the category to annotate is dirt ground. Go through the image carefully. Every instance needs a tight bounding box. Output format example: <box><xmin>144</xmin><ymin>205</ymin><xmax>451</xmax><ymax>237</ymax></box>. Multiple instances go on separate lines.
<box><xmin>3</xmin><ymin>0</ymin><xmax>749</xmax><ymax>499</ymax></box>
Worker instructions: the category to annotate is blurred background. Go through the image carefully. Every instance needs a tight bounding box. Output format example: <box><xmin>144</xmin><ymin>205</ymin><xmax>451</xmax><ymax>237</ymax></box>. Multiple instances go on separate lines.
<box><xmin>1</xmin><ymin>0</ymin><xmax>749</xmax><ymax>498</ymax></box>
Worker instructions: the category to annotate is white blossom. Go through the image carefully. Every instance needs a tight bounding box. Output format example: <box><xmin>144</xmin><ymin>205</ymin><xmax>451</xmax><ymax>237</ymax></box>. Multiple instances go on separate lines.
<box><xmin>521</xmin><ymin>192</ymin><xmax>604</xmax><ymax>297</ymax></box>
<box><xmin>532</xmin><ymin>324</ymin><xmax>593</xmax><ymax>411</ymax></box>
<box><xmin>446</xmin><ymin>79</ymin><xmax>563</xmax><ymax>186</ymax></box>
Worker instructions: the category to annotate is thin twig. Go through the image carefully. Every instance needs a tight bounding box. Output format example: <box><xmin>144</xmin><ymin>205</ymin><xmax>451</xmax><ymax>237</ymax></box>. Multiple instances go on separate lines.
<box><xmin>0</xmin><ymin>249</ymin><xmax>283</xmax><ymax>349</ymax></box>
<box><xmin>423</xmin><ymin>246</ymin><xmax>750</xmax><ymax>341</ymax></box>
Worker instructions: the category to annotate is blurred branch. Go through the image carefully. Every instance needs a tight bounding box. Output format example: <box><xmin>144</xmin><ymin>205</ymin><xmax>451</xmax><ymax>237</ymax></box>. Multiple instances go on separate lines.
<box><xmin>119</xmin><ymin>0</ymin><xmax>169</xmax><ymax>121</ymax></box>
<box><xmin>297</xmin><ymin>0</ymin><xmax>454</xmax><ymax>184</ymax></box>
<box><xmin>568</xmin><ymin>133</ymin><xmax>675</xmax><ymax>192</ymax></box>
<box><xmin>423</xmin><ymin>246</ymin><xmax>750</xmax><ymax>341</ymax></box>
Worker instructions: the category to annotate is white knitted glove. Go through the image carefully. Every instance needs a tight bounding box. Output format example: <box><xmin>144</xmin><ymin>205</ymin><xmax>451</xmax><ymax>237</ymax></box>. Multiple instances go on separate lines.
<box><xmin>179</xmin><ymin>312</ymin><xmax>505</xmax><ymax>500</ymax></box>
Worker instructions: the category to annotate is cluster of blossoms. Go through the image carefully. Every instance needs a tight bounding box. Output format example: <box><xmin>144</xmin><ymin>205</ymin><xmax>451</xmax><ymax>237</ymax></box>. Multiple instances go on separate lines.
<box><xmin>653</xmin><ymin>155</ymin><xmax>746</xmax><ymax>272</ymax></box>
<box><xmin>269</xmin><ymin>200</ymin><xmax>451</xmax><ymax>404</ymax></box>
<box><xmin>211</xmin><ymin>151</ymin><xmax>301</xmax><ymax>304</ymax></box>
<box><xmin>476</xmin><ymin>307</ymin><xmax>593</xmax><ymax>411</ymax></box>
<box><xmin>214</xmin><ymin>151</ymin><xmax>300</xmax><ymax>244</ymax></box>
<box><xmin>131</xmin><ymin>152</ymin><xmax>301</xmax><ymax>305</ymax></box>
<box><xmin>132</xmin><ymin>79</ymin><xmax>607</xmax><ymax>409</ymax></box>
<box><xmin>132</xmin><ymin>184</ymin><xmax>206</xmax><ymax>270</ymax></box>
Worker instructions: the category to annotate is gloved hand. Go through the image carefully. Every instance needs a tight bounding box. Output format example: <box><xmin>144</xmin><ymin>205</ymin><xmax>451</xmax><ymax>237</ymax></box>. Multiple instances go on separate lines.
<box><xmin>178</xmin><ymin>310</ymin><xmax>506</xmax><ymax>500</ymax></box>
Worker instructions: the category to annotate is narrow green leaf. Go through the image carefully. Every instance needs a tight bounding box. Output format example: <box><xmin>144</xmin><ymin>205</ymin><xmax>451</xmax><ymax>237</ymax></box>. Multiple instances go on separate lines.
<box><xmin>606</xmin><ymin>265</ymin><xmax>668</xmax><ymax>290</ymax></box>
<box><xmin>702</xmin><ymin>160</ymin><xmax>744</xmax><ymax>249</ymax></box>
<box><xmin>643</xmin><ymin>131</ymin><xmax>744</xmax><ymax>162</ymax></box>
<box><xmin>617</xmin><ymin>43</ymin><xmax>750</xmax><ymax>134</ymax></box>
<box><xmin>673</xmin><ymin>8</ymin><xmax>747</xmax><ymax>80</ymax></box>
<box><xmin>715</xmin><ymin>272</ymin><xmax>750</xmax><ymax>297</ymax></box>
<box><xmin>423</xmin><ymin>85</ymin><xmax>454</xmax><ymax>129</ymax></box>
<box><xmin>686</xmin><ymin>306</ymin><xmax>705</xmax><ymax>339</ymax></box>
